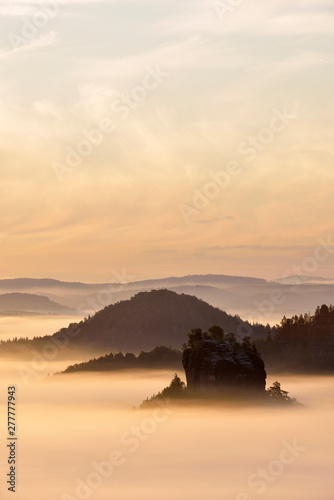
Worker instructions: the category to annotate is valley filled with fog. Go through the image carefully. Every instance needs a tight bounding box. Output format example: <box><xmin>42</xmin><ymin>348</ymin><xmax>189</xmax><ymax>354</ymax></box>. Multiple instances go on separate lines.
<box><xmin>0</xmin><ymin>316</ymin><xmax>83</xmax><ymax>342</ymax></box>
<box><xmin>2</xmin><ymin>0</ymin><xmax>332</xmax><ymax>497</ymax></box>
<box><xmin>0</xmin><ymin>357</ymin><xmax>332</xmax><ymax>500</ymax></box>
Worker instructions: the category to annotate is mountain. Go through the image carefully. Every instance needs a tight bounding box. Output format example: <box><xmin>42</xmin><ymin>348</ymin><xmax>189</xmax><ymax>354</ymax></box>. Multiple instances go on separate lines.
<box><xmin>0</xmin><ymin>293</ymin><xmax>78</xmax><ymax>315</ymax></box>
<box><xmin>0</xmin><ymin>289</ymin><xmax>268</xmax><ymax>358</ymax></box>
<box><xmin>274</xmin><ymin>275</ymin><xmax>334</xmax><ymax>285</ymax></box>
<box><xmin>64</xmin><ymin>289</ymin><xmax>268</xmax><ymax>350</ymax></box>
<box><xmin>0</xmin><ymin>274</ymin><xmax>333</xmax><ymax>323</ymax></box>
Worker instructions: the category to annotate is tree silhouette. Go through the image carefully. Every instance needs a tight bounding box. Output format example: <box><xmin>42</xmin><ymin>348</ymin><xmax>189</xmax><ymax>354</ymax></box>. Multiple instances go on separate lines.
<box><xmin>267</xmin><ymin>381</ymin><xmax>296</xmax><ymax>404</ymax></box>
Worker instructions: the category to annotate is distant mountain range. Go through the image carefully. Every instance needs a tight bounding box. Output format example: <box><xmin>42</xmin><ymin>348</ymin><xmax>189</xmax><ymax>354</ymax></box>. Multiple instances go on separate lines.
<box><xmin>0</xmin><ymin>274</ymin><xmax>333</xmax><ymax>323</ymax></box>
<box><xmin>2</xmin><ymin>289</ymin><xmax>333</xmax><ymax>373</ymax></box>
<box><xmin>0</xmin><ymin>293</ymin><xmax>78</xmax><ymax>315</ymax></box>
<box><xmin>0</xmin><ymin>289</ymin><xmax>268</xmax><ymax>358</ymax></box>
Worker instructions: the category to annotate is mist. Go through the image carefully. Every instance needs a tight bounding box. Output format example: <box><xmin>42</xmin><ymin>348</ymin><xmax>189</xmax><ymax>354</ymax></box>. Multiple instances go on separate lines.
<box><xmin>0</xmin><ymin>316</ymin><xmax>83</xmax><ymax>342</ymax></box>
<box><xmin>0</xmin><ymin>362</ymin><xmax>332</xmax><ymax>500</ymax></box>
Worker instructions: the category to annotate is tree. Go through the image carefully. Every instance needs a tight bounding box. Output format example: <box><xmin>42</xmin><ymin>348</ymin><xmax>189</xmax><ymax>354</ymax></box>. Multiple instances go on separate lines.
<box><xmin>167</xmin><ymin>374</ymin><xmax>185</xmax><ymax>393</ymax></box>
<box><xmin>141</xmin><ymin>373</ymin><xmax>186</xmax><ymax>406</ymax></box>
<box><xmin>207</xmin><ymin>325</ymin><xmax>225</xmax><ymax>343</ymax></box>
<box><xmin>225</xmin><ymin>332</ymin><xmax>237</xmax><ymax>345</ymax></box>
<box><xmin>242</xmin><ymin>336</ymin><xmax>252</xmax><ymax>350</ymax></box>
<box><xmin>187</xmin><ymin>328</ymin><xmax>203</xmax><ymax>347</ymax></box>
<box><xmin>114</xmin><ymin>352</ymin><xmax>125</xmax><ymax>362</ymax></box>
<box><xmin>267</xmin><ymin>381</ymin><xmax>296</xmax><ymax>404</ymax></box>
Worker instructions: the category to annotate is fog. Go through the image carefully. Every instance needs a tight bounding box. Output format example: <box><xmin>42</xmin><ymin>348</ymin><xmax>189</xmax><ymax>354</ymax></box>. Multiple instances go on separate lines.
<box><xmin>0</xmin><ymin>316</ymin><xmax>82</xmax><ymax>342</ymax></box>
<box><xmin>0</xmin><ymin>361</ymin><xmax>333</xmax><ymax>500</ymax></box>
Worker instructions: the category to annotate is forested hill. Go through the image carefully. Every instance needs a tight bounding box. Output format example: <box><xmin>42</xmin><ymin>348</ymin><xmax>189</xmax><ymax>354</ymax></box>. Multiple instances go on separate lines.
<box><xmin>0</xmin><ymin>289</ymin><xmax>268</xmax><ymax>357</ymax></box>
<box><xmin>60</xmin><ymin>346</ymin><xmax>182</xmax><ymax>374</ymax></box>
<box><xmin>63</xmin><ymin>289</ymin><xmax>268</xmax><ymax>350</ymax></box>
<box><xmin>256</xmin><ymin>304</ymin><xmax>334</xmax><ymax>371</ymax></box>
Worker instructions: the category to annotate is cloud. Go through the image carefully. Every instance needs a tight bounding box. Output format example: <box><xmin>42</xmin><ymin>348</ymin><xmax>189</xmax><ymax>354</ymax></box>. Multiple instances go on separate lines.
<box><xmin>198</xmin><ymin>245</ymin><xmax>319</xmax><ymax>252</ymax></box>
<box><xmin>33</xmin><ymin>99</ymin><xmax>61</xmax><ymax>119</ymax></box>
<box><xmin>0</xmin><ymin>31</ymin><xmax>59</xmax><ymax>60</ymax></box>
<box><xmin>153</xmin><ymin>0</ymin><xmax>334</xmax><ymax>38</ymax></box>
<box><xmin>0</xmin><ymin>4</ymin><xmax>36</xmax><ymax>16</ymax></box>
<box><xmin>0</xmin><ymin>0</ymin><xmax>332</xmax><ymax>281</ymax></box>
<box><xmin>74</xmin><ymin>35</ymin><xmax>215</xmax><ymax>85</ymax></box>
<box><xmin>193</xmin><ymin>217</ymin><xmax>234</xmax><ymax>224</ymax></box>
<box><xmin>264</xmin><ymin>12</ymin><xmax>334</xmax><ymax>34</ymax></box>
<box><xmin>0</xmin><ymin>0</ymin><xmax>162</xmax><ymax>9</ymax></box>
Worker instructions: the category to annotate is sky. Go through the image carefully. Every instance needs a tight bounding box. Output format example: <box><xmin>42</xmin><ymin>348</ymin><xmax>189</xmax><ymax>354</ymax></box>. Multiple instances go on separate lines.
<box><xmin>0</xmin><ymin>0</ymin><xmax>333</xmax><ymax>282</ymax></box>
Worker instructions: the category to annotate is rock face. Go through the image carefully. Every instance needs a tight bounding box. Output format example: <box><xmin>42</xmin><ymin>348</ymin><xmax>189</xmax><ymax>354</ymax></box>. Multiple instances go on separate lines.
<box><xmin>182</xmin><ymin>335</ymin><xmax>266</xmax><ymax>394</ymax></box>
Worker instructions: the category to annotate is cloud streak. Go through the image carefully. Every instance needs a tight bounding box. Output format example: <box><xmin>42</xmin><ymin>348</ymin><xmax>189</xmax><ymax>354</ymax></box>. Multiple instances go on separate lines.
<box><xmin>0</xmin><ymin>0</ymin><xmax>333</xmax><ymax>280</ymax></box>
<box><xmin>0</xmin><ymin>31</ymin><xmax>59</xmax><ymax>59</ymax></box>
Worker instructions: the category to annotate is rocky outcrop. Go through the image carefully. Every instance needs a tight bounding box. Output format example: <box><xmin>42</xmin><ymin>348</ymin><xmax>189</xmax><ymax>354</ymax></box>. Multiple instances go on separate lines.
<box><xmin>182</xmin><ymin>334</ymin><xmax>266</xmax><ymax>394</ymax></box>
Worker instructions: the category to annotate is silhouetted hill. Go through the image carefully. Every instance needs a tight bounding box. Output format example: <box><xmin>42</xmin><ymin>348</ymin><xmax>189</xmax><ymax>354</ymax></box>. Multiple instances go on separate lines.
<box><xmin>0</xmin><ymin>289</ymin><xmax>268</xmax><ymax>358</ymax></box>
<box><xmin>72</xmin><ymin>289</ymin><xmax>268</xmax><ymax>350</ymax></box>
<box><xmin>0</xmin><ymin>293</ymin><xmax>78</xmax><ymax>315</ymax></box>
<box><xmin>1</xmin><ymin>274</ymin><xmax>334</xmax><ymax>323</ymax></box>
<box><xmin>60</xmin><ymin>346</ymin><xmax>182</xmax><ymax>374</ymax></box>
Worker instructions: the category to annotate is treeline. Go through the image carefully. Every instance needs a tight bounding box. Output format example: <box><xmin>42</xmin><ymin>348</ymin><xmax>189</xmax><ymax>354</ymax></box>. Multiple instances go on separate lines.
<box><xmin>61</xmin><ymin>346</ymin><xmax>182</xmax><ymax>373</ymax></box>
<box><xmin>0</xmin><ymin>290</ymin><xmax>269</xmax><ymax>358</ymax></box>
<box><xmin>256</xmin><ymin>304</ymin><xmax>334</xmax><ymax>371</ymax></box>
<box><xmin>185</xmin><ymin>325</ymin><xmax>260</xmax><ymax>353</ymax></box>
<box><xmin>141</xmin><ymin>375</ymin><xmax>298</xmax><ymax>407</ymax></box>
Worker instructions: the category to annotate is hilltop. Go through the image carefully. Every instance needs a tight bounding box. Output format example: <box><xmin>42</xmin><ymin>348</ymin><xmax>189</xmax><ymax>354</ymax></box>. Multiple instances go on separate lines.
<box><xmin>0</xmin><ymin>293</ymin><xmax>78</xmax><ymax>316</ymax></box>
<box><xmin>1</xmin><ymin>273</ymin><xmax>334</xmax><ymax>322</ymax></box>
<box><xmin>0</xmin><ymin>289</ymin><xmax>268</xmax><ymax>358</ymax></box>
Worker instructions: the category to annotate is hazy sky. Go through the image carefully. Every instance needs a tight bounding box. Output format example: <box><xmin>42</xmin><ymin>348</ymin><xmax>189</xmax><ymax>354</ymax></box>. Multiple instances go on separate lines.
<box><xmin>0</xmin><ymin>0</ymin><xmax>333</xmax><ymax>282</ymax></box>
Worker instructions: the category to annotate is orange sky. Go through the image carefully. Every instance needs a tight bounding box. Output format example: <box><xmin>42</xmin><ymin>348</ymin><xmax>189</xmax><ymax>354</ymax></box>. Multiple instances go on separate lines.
<box><xmin>0</xmin><ymin>0</ymin><xmax>333</xmax><ymax>282</ymax></box>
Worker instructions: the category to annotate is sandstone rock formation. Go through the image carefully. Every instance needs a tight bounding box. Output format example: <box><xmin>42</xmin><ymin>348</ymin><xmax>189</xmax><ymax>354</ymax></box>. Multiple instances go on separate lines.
<box><xmin>182</xmin><ymin>327</ymin><xmax>266</xmax><ymax>394</ymax></box>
